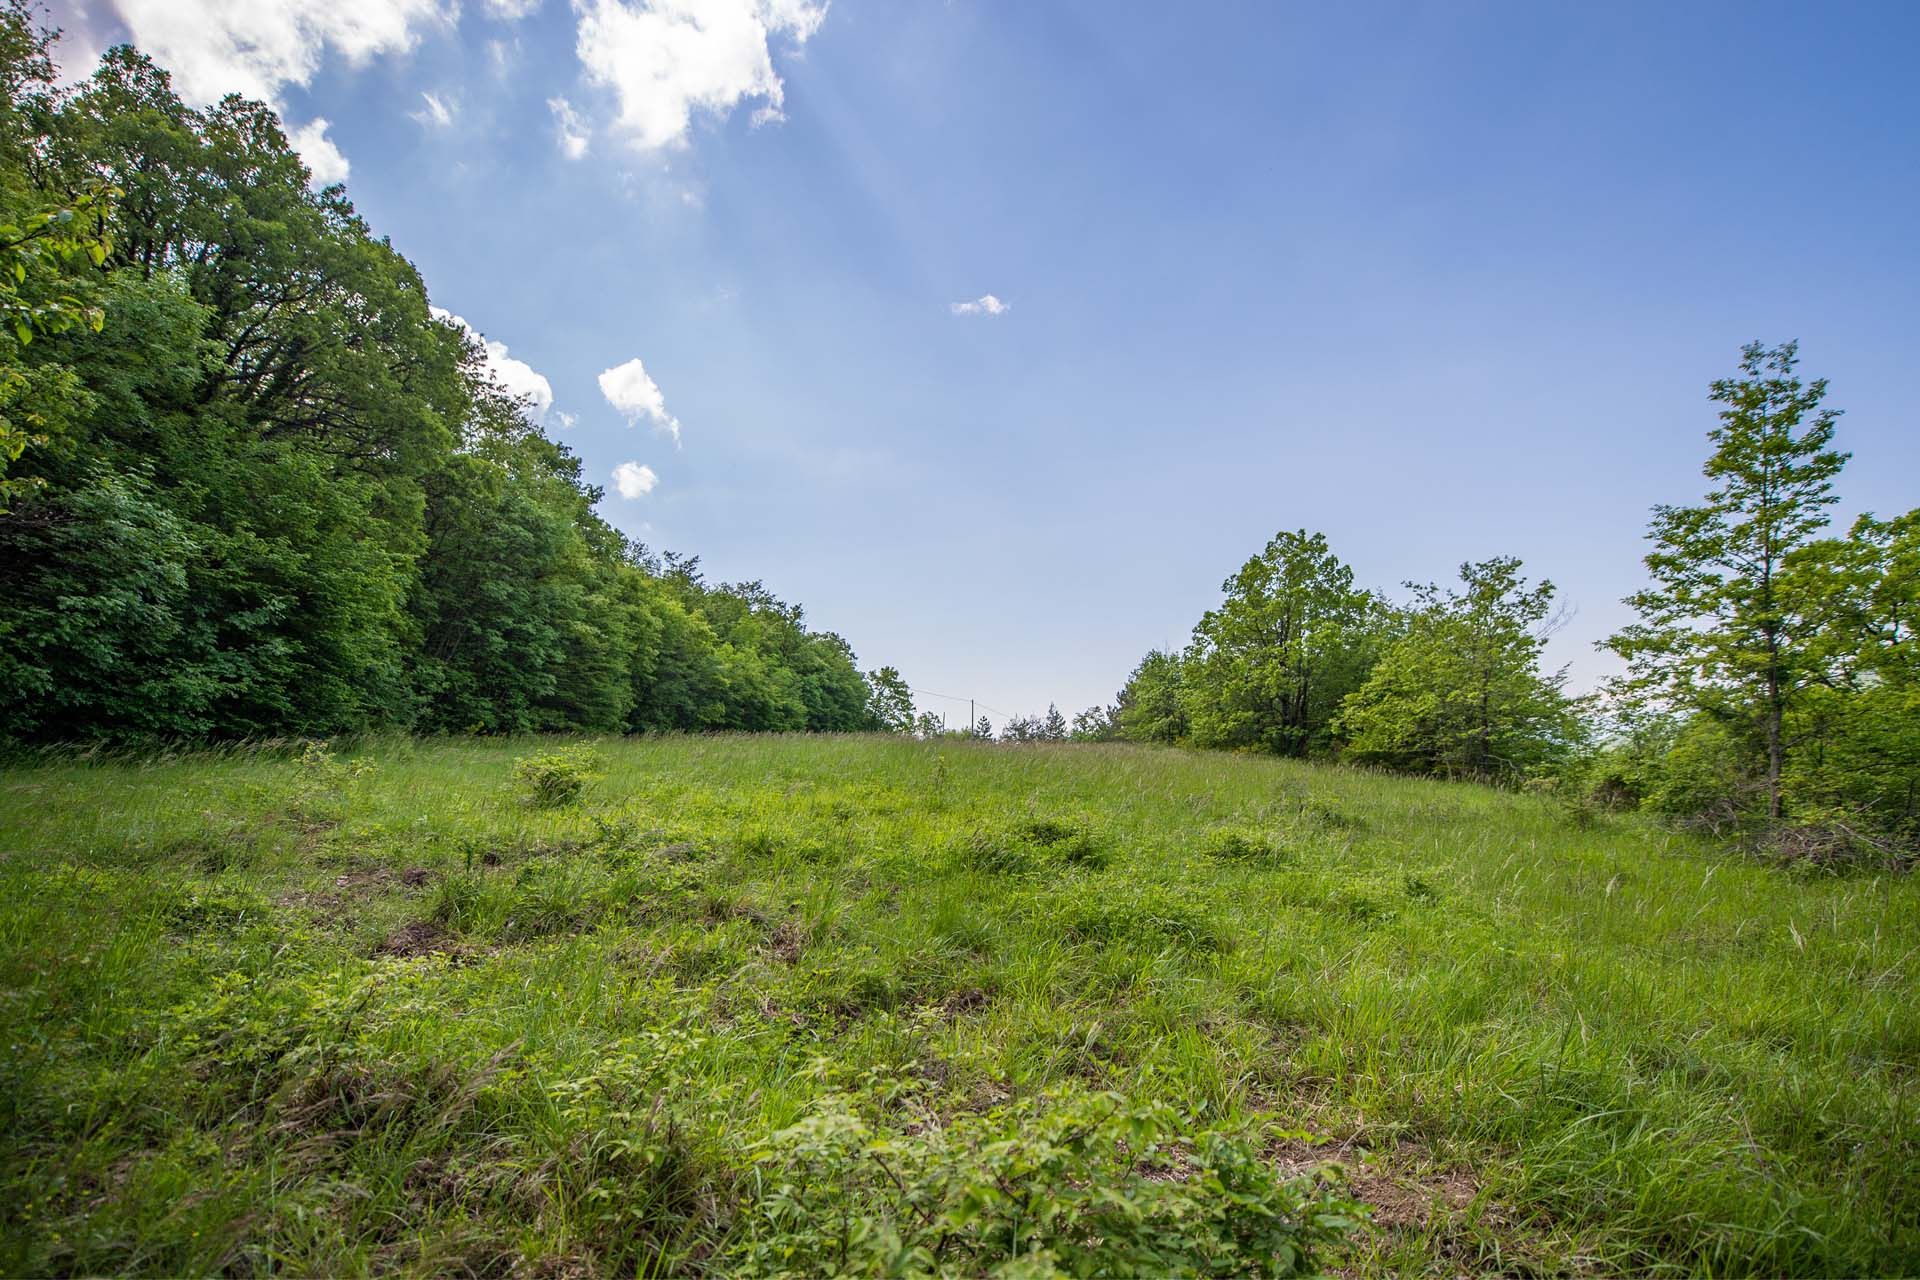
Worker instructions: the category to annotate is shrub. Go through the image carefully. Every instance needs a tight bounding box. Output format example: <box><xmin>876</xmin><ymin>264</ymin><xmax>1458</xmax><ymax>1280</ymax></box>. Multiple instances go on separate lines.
<box><xmin>510</xmin><ymin>748</ymin><xmax>604</xmax><ymax>808</ymax></box>
<box><xmin>728</xmin><ymin>1087</ymin><xmax>1359</xmax><ymax>1277</ymax></box>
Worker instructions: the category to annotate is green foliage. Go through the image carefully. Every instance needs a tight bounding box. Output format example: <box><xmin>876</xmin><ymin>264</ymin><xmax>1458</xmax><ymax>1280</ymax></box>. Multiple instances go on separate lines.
<box><xmin>1068</xmin><ymin>704</ymin><xmax>1113</xmax><ymax>741</ymax></box>
<box><xmin>1605</xmin><ymin>343</ymin><xmax>1918</xmax><ymax>853</ymax></box>
<box><xmin>1609</xmin><ymin>341</ymin><xmax>1848</xmax><ymax>819</ymax></box>
<box><xmin>1111</xmin><ymin>649</ymin><xmax>1188</xmax><ymax>744</ymax></box>
<box><xmin>1340</xmin><ymin>558</ymin><xmax>1579</xmax><ymax>780</ymax></box>
<box><xmin>1107</xmin><ymin>539</ymin><xmax>1577</xmax><ymax>782</ymax></box>
<box><xmin>511</xmin><ymin>747</ymin><xmax>604</xmax><ymax>808</ymax></box>
<box><xmin>0</xmin><ymin>19</ymin><xmax>896</xmax><ymax>744</ymax></box>
<box><xmin>0</xmin><ymin>184</ymin><xmax>115</xmax><ymax>510</ymax></box>
<box><xmin>1183</xmin><ymin>530</ymin><xmax>1380</xmax><ymax>757</ymax></box>
<box><xmin>865</xmin><ymin>665</ymin><xmax>915</xmax><ymax>733</ymax></box>
<box><xmin>732</xmin><ymin>1087</ymin><xmax>1359</xmax><ymax>1278</ymax></box>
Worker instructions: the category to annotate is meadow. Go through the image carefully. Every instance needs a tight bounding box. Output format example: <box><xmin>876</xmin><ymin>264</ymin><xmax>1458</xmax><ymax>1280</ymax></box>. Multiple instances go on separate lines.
<box><xmin>0</xmin><ymin>735</ymin><xmax>1914</xmax><ymax>1277</ymax></box>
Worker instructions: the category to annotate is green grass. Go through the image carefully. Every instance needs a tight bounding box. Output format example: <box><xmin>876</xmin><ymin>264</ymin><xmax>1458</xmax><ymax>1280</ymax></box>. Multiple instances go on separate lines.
<box><xmin>0</xmin><ymin>735</ymin><xmax>1914</xmax><ymax>1276</ymax></box>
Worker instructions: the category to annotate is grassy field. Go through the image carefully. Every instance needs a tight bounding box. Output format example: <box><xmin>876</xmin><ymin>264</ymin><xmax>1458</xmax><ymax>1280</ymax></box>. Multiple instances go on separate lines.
<box><xmin>0</xmin><ymin>736</ymin><xmax>1914</xmax><ymax>1277</ymax></box>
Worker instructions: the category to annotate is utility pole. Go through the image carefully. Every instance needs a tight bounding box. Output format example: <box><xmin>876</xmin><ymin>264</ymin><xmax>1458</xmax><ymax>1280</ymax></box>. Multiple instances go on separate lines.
<box><xmin>970</xmin><ymin>699</ymin><xmax>975</xmax><ymax>737</ymax></box>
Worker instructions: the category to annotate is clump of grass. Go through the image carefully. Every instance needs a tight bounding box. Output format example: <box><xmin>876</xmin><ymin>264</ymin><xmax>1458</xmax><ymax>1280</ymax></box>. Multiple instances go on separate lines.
<box><xmin>1056</xmin><ymin>889</ymin><xmax>1224</xmax><ymax>952</ymax></box>
<box><xmin>1201</xmin><ymin>825</ymin><xmax>1289</xmax><ymax>866</ymax></box>
<box><xmin>956</xmin><ymin>814</ymin><xmax>1110</xmax><ymax>874</ymax></box>
<box><xmin>157</xmin><ymin>884</ymin><xmax>270</xmax><ymax>933</ymax></box>
<box><xmin>510</xmin><ymin>747</ymin><xmax>603</xmax><ymax>808</ymax></box>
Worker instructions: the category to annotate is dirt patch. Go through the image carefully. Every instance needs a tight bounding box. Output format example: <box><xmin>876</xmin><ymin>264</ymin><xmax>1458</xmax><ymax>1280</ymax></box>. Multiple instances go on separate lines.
<box><xmin>764</xmin><ymin>919</ymin><xmax>806</xmax><ymax>964</ymax></box>
<box><xmin>276</xmin><ymin>888</ymin><xmax>347</xmax><ymax>914</ymax></box>
<box><xmin>379</xmin><ymin>919</ymin><xmax>461</xmax><ymax>958</ymax></box>
<box><xmin>1268</xmin><ymin>1137</ymin><xmax>1479</xmax><ymax>1229</ymax></box>
<box><xmin>515</xmin><ymin>1251</ymin><xmax>599</xmax><ymax>1280</ymax></box>
<box><xmin>401</xmin><ymin>866</ymin><xmax>434</xmax><ymax>887</ymax></box>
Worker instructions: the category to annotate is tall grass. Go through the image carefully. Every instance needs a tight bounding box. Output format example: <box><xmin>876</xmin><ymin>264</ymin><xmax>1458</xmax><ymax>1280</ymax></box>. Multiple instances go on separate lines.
<box><xmin>1</xmin><ymin>735</ymin><xmax>1913</xmax><ymax>1275</ymax></box>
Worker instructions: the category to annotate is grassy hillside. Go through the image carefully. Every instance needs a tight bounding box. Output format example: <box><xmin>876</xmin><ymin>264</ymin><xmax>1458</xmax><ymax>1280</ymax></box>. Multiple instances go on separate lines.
<box><xmin>1</xmin><ymin>736</ymin><xmax>1913</xmax><ymax>1276</ymax></box>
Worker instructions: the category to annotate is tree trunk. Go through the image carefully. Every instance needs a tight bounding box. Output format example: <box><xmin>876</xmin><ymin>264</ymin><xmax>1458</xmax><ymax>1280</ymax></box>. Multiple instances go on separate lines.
<box><xmin>1766</xmin><ymin>658</ymin><xmax>1783</xmax><ymax>823</ymax></box>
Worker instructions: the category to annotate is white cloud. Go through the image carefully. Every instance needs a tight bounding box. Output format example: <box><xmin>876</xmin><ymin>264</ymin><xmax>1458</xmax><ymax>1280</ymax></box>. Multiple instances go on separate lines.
<box><xmin>287</xmin><ymin>118</ymin><xmax>350</xmax><ymax>186</ymax></box>
<box><xmin>432</xmin><ymin>307</ymin><xmax>556</xmax><ymax>422</ymax></box>
<box><xmin>106</xmin><ymin>0</ymin><xmax>450</xmax><ymax>186</ymax></box>
<box><xmin>485</xmin><ymin>0</ymin><xmax>546</xmax><ymax>17</ymax></box>
<box><xmin>572</xmin><ymin>0</ymin><xmax>828</xmax><ymax>153</ymax></box>
<box><xmin>106</xmin><ymin>0</ymin><xmax>448</xmax><ymax>108</ymax></box>
<box><xmin>612</xmin><ymin>461</ymin><xmax>658</xmax><ymax>498</ymax></box>
<box><xmin>412</xmin><ymin>91</ymin><xmax>456</xmax><ymax>128</ymax></box>
<box><xmin>554</xmin><ymin>410</ymin><xmax>578</xmax><ymax>430</ymax></box>
<box><xmin>598</xmin><ymin>357</ymin><xmax>682</xmax><ymax>441</ymax></box>
<box><xmin>549</xmin><ymin>96</ymin><xmax>591</xmax><ymax>159</ymax></box>
<box><xmin>950</xmin><ymin>294</ymin><xmax>1009</xmax><ymax>317</ymax></box>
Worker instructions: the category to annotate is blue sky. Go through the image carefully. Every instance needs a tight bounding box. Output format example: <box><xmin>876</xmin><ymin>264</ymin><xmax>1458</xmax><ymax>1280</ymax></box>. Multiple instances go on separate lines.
<box><xmin>57</xmin><ymin>0</ymin><xmax>1920</xmax><ymax>725</ymax></box>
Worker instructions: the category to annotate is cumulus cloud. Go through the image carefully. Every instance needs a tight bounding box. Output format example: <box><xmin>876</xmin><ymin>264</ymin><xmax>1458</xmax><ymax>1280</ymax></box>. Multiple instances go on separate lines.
<box><xmin>412</xmin><ymin>91</ymin><xmax>456</xmax><ymax>128</ymax></box>
<box><xmin>286</xmin><ymin>118</ymin><xmax>350</xmax><ymax>185</ymax></box>
<box><xmin>598</xmin><ymin>357</ymin><xmax>682</xmax><ymax>442</ymax></box>
<box><xmin>950</xmin><ymin>294</ymin><xmax>1009</xmax><ymax>317</ymax></box>
<box><xmin>107</xmin><ymin>0</ymin><xmax>447</xmax><ymax>107</ymax></box>
<box><xmin>105</xmin><ymin>0</ymin><xmax>449</xmax><ymax>184</ymax></box>
<box><xmin>572</xmin><ymin>0</ymin><xmax>828</xmax><ymax>153</ymax></box>
<box><xmin>485</xmin><ymin>0</ymin><xmax>546</xmax><ymax>17</ymax></box>
<box><xmin>432</xmin><ymin>307</ymin><xmax>556</xmax><ymax>422</ymax></box>
<box><xmin>611</xmin><ymin>461</ymin><xmax>658</xmax><ymax>498</ymax></box>
<box><xmin>549</xmin><ymin>96</ymin><xmax>591</xmax><ymax>159</ymax></box>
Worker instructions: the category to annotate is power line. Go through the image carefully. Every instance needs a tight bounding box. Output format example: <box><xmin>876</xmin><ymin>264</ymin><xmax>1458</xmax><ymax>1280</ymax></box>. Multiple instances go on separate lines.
<box><xmin>908</xmin><ymin>686</ymin><xmax>1013</xmax><ymax>721</ymax></box>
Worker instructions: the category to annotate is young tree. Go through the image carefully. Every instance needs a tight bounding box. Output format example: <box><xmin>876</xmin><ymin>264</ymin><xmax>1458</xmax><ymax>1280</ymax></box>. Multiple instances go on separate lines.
<box><xmin>864</xmin><ymin>665</ymin><xmax>915</xmax><ymax>733</ymax></box>
<box><xmin>971</xmin><ymin>714</ymin><xmax>994</xmax><ymax>740</ymax></box>
<box><xmin>1042</xmin><ymin>703</ymin><xmax>1068</xmax><ymax>741</ymax></box>
<box><xmin>1772</xmin><ymin>510</ymin><xmax>1920</xmax><ymax>839</ymax></box>
<box><xmin>1112</xmin><ymin>650</ymin><xmax>1187</xmax><ymax>743</ymax></box>
<box><xmin>1339</xmin><ymin>558</ymin><xmax>1576</xmax><ymax>778</ymax></box>
<box><xmin>1000</xmin><ymin>714</ymin><xmax>1041</xmax><ymax>743</ymax></box>
<box><xmin>1070</xmin><ymin>704</ymin><xmax>1114</xmax><ymax>741</ymax></box>
<box><xmin>1607</xmin><ymin>342</ymin><xmax>1848</xmax><ymax>821</ymax></box>
<box><xmin>1182</xmin><ymin>530</ymin><xmax>1378</xmax><ymax>756</ymax></box>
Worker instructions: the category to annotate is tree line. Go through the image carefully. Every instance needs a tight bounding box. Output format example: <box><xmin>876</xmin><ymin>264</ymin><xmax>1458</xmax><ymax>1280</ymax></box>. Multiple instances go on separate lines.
<box><xmin>1079</xmin><ymin>343</ymin><xmax>1916</xmax><ymax>859</ymax></box>
<box><xmin>0</xmin><ymin>11</ymin><xmax>899</xmax><ymax>742</ymax></box>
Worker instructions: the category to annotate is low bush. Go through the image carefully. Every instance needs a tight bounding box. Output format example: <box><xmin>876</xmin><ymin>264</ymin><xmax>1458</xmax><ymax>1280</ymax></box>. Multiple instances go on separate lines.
<box><xmin>729</xmin><ymin>1087</ymin><xmax>1360</xmax><ymax>1277</ymax></box>
<box><xmin>510</xmin><ymin>748</ymin><xmax>604</xmax><ymax>809</ymax></box>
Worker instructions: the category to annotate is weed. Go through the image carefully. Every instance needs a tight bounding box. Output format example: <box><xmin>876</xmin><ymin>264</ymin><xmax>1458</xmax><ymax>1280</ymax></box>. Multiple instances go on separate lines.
<box><xmin>510</xmin><ymin>748</ymin><xmax>604</xmax><ymax>808</ymax></box>
<box><xmin>731</xmin><ymin>1086</ymin><xmax>1361</xmax><ymax>1276</ymax></box>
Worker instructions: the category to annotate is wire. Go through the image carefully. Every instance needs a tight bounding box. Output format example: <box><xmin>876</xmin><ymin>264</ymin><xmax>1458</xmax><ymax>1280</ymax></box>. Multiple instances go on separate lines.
<box><xmin>908</xmin><ymin>686</ymin><xmax>1014</xmax><ymax>721</ymax></box>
